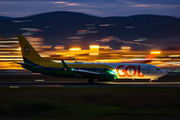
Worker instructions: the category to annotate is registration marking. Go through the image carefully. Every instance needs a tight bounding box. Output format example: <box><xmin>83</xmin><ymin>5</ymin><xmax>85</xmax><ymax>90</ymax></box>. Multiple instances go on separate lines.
<box><xmin>10</xmin><ymin>86</ymin><xmax>19</xmax><ymax>88</ymax></box>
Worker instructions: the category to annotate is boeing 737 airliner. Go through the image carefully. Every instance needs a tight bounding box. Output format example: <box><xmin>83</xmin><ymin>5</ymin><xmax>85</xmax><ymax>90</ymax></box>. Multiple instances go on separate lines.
<box><xmin>17</xmin><ymin>35</ymin><xmax>167</xmax><ymax>83</ymax></box>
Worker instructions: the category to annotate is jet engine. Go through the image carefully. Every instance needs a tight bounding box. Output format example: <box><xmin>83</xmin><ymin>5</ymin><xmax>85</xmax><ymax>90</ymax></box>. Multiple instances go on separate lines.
<box><xmin>97</xmin><ymin>74</ymin><xmax>114</xmax><ymax>81</ymax></box>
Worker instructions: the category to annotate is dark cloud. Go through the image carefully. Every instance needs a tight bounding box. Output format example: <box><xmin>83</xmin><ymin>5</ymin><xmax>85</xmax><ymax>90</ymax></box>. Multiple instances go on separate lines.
<box><xmin>0</xmin><ymin>0</ymin><xmax>180</xmax><ymax>18</ymax></box>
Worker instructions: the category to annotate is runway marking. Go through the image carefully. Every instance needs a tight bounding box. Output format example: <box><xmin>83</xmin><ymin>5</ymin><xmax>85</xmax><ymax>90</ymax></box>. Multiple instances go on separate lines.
<box><xmin>35</xmin><ymin>80</ymin><xmax>45</xmax><ymax>82</ymax></box>
<box><xmin>10</xmin><ymin>86</ymin><xmax>19</xmax><ymax>88</ymax></box>
<box><xmin>33</xmin><ymin>73</ymin><xmax>41</xmax><ymax>75</ymax></box>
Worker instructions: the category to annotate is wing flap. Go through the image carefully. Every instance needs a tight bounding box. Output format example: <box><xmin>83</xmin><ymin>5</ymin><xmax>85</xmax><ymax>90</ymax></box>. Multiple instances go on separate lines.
<box><xmin>74</xmin><ymin>69</ymin><xmax>101</xmax><ymax>78</ymax></box>
<box><xmin>61</xmin><ymin>59</ymin><xmax>101</xmax><ymax>78</ymax></box>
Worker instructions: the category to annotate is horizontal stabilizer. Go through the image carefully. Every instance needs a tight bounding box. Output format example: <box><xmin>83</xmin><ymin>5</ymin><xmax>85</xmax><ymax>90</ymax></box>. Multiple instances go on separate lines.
<box><xmin>74</xmin><ymin>69</ymin><xmax>101</xmax><ymax>75</ymax></box>
<box><xmin>14</xmin><ymin>62</ymin><xmax>34</xmax><ymax>67</ymax></box>
<box><xmin>74</xmin><ymin>69</ymin><xmax>101</xmax><ymax>78</ymax></box>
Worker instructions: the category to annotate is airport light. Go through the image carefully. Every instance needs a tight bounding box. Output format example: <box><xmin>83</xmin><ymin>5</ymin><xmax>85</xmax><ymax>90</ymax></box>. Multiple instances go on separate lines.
<box><xmin>54</xmin><ymin>45</ymin><xmax>65</xmax><ymax>50</ymax></box>
<box><xmin>169</xmin><ymin>55</ymin><xmax>180</xmax><ymax>57</ymax></box>
<box><xmin>56</xmin><ymin>53</ymin><xmax>66</xmax><ymax>55</ymax></box>
<box><xmin>69</xmin><ymin>47</ymin><xmax>81</xmax><ymax>51</ymax></box>
<box><xmin>89</xmin><ymin>53</ymin><xmax>99</xmax><ymax>55</ymax></box>
<box><xmin>43</xmin><ymin>45</ymin><xmax>52</xmax><ymax>49</ymax></box>
<box><xmin>89</xmin><ymin>45</ymin><xmax>100</xmax><ymax>48</ymax></box>
<box><xmin>89</xmin><ymin>45</ymin><xmax>99</xmax><ymax>56</ymax></box>
<box><xmin>121</xmin><ymin>46</ymin><xmax>131</xmax><ymax>50</ymax></box>
<box><xmin>150</xmin><ymin>51</ymin><xmax>161</xmax><ymax>54</ymax></box>
<box><xmin>0</xmin><ymin>41</ymin><xmax>19</xmax><ymax>43</ymax></box>
<box><xmin>100</xmin><ymin>46</ymin><xmax>111</xmax><ymax>50</ymax></box>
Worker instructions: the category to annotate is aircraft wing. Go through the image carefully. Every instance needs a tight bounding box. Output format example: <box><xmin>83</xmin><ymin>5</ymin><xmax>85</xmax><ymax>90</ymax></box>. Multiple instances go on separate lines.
<box><xmin>73</xmin><ymin>69</ymin><xmax>101</xmax><ymax>78</ymax></box>
<box><xmin>61</xmin><ymin>59</ymin><xmax>101</xmax><ymax>78</ymax></box>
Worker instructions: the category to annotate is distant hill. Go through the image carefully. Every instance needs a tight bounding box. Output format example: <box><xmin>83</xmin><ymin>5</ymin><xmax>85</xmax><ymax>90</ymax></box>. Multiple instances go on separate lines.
<box><xmin>0</xmin><ymin>11</ymin><xmax>180</xmax><ymax>49</ymax></box>
<box><xmin>0</xmin><ymin>16</ymin><xmax>13</xmax><ymax>20</ymax></box>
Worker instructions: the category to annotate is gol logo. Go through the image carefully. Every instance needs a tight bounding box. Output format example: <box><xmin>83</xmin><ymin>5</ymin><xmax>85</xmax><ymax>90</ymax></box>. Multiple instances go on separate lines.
<box><xmin>116</xmin><ymin>65</ymin><xmax>144</xmax><ymax>77</ymax></box>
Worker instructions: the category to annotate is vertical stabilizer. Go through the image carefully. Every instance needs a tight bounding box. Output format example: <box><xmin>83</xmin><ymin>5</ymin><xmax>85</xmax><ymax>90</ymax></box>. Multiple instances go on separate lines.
<box><xmin>17</xmin><ymin>35</ymin><xmax>49</xmax><ymax>64</ymax></box>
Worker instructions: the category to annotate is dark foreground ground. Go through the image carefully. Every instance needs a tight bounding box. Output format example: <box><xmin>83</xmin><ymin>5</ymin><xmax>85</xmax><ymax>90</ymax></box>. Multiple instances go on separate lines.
<box><xmin>1</xmin><ymin>87</ymin><xmax>180</xmax><ymax>120</ymax></box>
<box><xmin>0</xmin><ymin>74</ymin><xmax>180</xmax><ymax>119</ymax></box>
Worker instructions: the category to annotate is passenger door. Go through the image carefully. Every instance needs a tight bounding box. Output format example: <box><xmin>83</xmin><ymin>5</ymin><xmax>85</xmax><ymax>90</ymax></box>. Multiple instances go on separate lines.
<box><xmin>147</xmin><ymin>66</ymin><xmax>151</xmax><ymax>74</ymax></box>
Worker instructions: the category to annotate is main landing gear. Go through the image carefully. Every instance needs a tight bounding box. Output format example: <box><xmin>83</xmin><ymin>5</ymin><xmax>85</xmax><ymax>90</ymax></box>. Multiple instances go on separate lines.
<box><xmin>149</xmin><ymin>80</ymin><xmax>153</xmax><ymax>83</ymax></box>
<box><xmin>149</xmin><ymin>78</ymin><xmax>158</xmax><ymax>83</ymax></box>
<box><xmin>88</xmin><ymin>78</ymin><xmax>94</xmax><ymax>84</ymax></box>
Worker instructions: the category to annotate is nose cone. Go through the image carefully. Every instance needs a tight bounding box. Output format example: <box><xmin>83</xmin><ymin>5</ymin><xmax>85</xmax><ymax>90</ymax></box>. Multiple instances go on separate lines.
<box><xmin>161</xmin><ymin>70</ymin><xmax>167</xmax><ymax>76</ymax></box>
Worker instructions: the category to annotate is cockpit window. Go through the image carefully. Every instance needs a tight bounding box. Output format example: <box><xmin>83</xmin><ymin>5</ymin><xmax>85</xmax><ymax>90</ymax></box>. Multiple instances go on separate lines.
<box><xmin>155</xmin><ymin>67</ymin><xmax>160</xmax><ymax>70</ymax></box>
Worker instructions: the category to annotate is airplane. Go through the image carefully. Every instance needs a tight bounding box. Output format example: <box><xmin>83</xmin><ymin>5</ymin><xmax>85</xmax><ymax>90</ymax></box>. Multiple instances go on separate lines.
<box><xmin>16</xmin><ymin>35</ymin><xmax>167</xmax><ymax>83</ymax></box>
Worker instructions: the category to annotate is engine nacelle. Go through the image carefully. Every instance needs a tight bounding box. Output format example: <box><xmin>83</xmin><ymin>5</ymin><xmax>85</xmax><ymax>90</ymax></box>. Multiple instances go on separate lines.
<box><xmin>97</xmin><ymin>74</ymin><xmax>114</xmax><ymax>81</ymax></box>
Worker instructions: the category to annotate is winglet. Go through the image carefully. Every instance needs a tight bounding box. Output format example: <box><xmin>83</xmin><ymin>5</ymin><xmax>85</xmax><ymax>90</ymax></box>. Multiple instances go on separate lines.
<box><xmin>61</xmin><ymin>59</ymin><xmax>70</xmax><ymax>70</ymax></box>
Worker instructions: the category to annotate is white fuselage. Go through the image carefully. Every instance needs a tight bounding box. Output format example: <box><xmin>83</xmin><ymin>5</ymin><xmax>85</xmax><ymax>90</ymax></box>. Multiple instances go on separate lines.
<box><xmin>105</xmin><ymin>63</ymin><xmax>167</xmax><ymax>80</ymax></box>
<box><xmin>66</xmin><ymin>63</ymin><xmax>167</xmax><ymax>80</ymax></box>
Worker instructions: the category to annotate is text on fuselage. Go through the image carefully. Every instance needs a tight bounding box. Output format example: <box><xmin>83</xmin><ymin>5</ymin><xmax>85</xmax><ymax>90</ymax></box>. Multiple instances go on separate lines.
<box><xmin>116</xmin><ymin>65</ymin><xmax>144</xmax><ymax>77</ymax></box>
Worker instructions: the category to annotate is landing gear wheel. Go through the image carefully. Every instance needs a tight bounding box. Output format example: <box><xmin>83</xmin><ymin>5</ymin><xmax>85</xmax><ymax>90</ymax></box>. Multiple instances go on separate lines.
<box><xmin>88</xmin><ymin>78</ymin><xmax>94</xmax><ymax>84</ymax></box>
<box><xmin>149</xmin><ymin>80</ymin><xmax>152</xmax><ymax>83</ymax></box>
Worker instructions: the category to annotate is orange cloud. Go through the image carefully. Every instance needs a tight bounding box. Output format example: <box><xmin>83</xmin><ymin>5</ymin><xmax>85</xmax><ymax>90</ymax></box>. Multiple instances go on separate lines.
<box><xmin>66</xmin><ymin>3</ymin><xmax>78</xmax><ymax>6</ymax></box>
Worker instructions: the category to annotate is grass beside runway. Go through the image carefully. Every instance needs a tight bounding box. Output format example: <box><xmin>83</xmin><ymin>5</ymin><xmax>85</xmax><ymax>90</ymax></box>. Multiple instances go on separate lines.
<box><xmin>0</xmin><ymin>87</ymin><xmax>180</xmax><ymax>120</ymax></box>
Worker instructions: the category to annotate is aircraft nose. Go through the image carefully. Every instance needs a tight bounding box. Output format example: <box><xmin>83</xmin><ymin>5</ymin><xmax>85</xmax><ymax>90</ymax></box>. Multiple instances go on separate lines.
<box><xmin>162</xmin><ymin>70</ymin><xmax>167</xmax><ymax>76</ymax></box>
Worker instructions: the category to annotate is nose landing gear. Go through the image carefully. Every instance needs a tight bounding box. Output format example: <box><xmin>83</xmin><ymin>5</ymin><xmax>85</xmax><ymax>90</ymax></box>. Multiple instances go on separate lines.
<box><xmin>149</xmin><ymin>78</ymin><xmax>158</xmax><ymax>83</ymax></box>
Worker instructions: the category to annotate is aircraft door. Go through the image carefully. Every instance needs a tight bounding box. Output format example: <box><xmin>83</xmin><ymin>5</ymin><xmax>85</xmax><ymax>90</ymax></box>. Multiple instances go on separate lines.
<box><xmin>147</xmin><ymin>66</ymin><xmax>151</xmax><ymax>73</ymax></box>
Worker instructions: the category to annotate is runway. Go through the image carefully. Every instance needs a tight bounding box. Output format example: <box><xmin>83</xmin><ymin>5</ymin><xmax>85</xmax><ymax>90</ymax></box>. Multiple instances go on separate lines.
<box><xmin>0</xmin><ymin>73</ymin><xmax>180</xmax><ymax>88</ymax></box>
<box><xmin>1</xmin><ymin>81</ymin><xmax>180</xmax><ymax>88</ymax></box>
